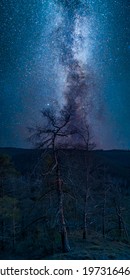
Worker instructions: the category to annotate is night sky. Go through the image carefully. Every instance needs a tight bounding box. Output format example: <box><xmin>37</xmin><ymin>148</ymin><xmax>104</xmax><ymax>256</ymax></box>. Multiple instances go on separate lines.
<box><xmin>0</xmin><ymin>0</ymin><xmax>130</xmax><ymax>149</ymax></box>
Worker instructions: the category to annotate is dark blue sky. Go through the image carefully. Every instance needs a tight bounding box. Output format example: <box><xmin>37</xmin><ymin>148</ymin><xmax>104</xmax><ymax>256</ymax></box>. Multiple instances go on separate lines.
<box><xmin>0</xmin><ymin>0</ymin><xmax>130</xmax><ymax>149</ymax></box>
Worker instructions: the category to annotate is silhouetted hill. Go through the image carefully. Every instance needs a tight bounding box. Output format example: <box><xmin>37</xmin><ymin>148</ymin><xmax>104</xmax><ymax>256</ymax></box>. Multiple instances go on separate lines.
<box><xmin>0</xmin><ymin>148</ymin><xmax>130</xmax><ymax>182</ymax></box>
<box><xmin>0</xmin><ymin>147</ymin><xmax>41</xmax><ymax>175</ymax></box>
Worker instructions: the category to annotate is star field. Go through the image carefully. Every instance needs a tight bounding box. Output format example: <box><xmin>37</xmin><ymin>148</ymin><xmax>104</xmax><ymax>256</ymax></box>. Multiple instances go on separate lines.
<box><xmin>0</xmin><ymin>0</ymin><xmax>129</xmax><ymax>149</ymax></box>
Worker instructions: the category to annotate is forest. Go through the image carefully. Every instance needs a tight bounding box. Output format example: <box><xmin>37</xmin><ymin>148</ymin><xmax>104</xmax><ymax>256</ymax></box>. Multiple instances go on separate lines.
<box><xmin>0</xmin><ymin>123</ymin><xmax>130</xmax><ymax>260</ymax></box>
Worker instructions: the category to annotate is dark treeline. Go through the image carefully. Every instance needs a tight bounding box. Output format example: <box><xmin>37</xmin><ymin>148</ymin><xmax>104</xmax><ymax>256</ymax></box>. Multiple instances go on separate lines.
<box><xmin>0</xmin><ymin>147</ymin><xmax>130</xmax><ymax>260</ymax></box>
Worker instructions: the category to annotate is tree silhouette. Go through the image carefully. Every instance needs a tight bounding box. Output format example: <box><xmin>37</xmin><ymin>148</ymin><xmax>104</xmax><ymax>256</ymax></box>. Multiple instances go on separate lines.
<box><xmin>28</xmin><ymin>105</ymin><xmax>77</xmax><ymax>252</ymax></box>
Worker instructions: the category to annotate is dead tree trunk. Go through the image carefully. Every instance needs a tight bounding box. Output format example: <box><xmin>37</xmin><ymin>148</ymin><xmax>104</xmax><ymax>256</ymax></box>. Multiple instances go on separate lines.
<box><xmin>55</xmin><ymin>150</ymin><xmax>70</xmax><ymax>252</ymax></box>
<box><xmin>1</xmin><ymin>179</ymin><xmax>5</xmax><ymax>251</ymax></box>
<box><xmin>83</xmin><ymin>168</ymin><xmax>89</xmax><ymax>239</ymax></box>
<box><xmin>102</xmin><ymin>201</ymin><xmax>105</xmax><ymax>238</ymax></box>
<box><xmin>102</xmin><ymin>167</ymin><xmax>107</xmax><ymax>239</ymax></box>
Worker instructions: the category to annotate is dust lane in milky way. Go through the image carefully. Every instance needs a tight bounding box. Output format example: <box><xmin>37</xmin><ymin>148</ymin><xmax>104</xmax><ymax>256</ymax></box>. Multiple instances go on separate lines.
<box><xmin>0</xmin><ymin>0</ymin><xmax>129</xmax><ymax>149</ymax></box>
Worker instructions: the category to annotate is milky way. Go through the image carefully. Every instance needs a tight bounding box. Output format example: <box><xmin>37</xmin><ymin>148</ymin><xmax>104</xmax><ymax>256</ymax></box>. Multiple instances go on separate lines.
<box><xmin>0</xmin><ymin>0</ymin><xmax>129</xmax><ymax>149</ymax></box>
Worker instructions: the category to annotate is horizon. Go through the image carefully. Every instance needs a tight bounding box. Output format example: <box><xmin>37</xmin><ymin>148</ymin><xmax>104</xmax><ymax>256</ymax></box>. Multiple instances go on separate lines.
<box><xmin>0</xmin><ymin>146</ymin><xmax>130</xmax><ymax>152</ymax></box>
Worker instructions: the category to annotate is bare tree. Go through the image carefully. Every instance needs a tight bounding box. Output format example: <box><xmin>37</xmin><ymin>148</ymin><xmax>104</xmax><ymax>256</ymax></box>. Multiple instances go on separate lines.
<box><xmin>112</xmin><ymin>178</ymin><xmax>129</xmax><ymax>241</ymax></box>
<box><xmin>74</xmin><ymin>123</ymin><xmax>96</xmax><ymax>239</ymax></box>
<box><xmin>28</xmin><ymin>105</ymin><xmax>77</xmax><ymax>252</ymax></box>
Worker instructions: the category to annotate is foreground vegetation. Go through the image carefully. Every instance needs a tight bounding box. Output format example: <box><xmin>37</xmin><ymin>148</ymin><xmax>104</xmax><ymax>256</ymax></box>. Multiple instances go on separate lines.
<box><xmin>0</xmin><ymin>148</ymin><xmax>130</xmax><ymax>259</ymax></box>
